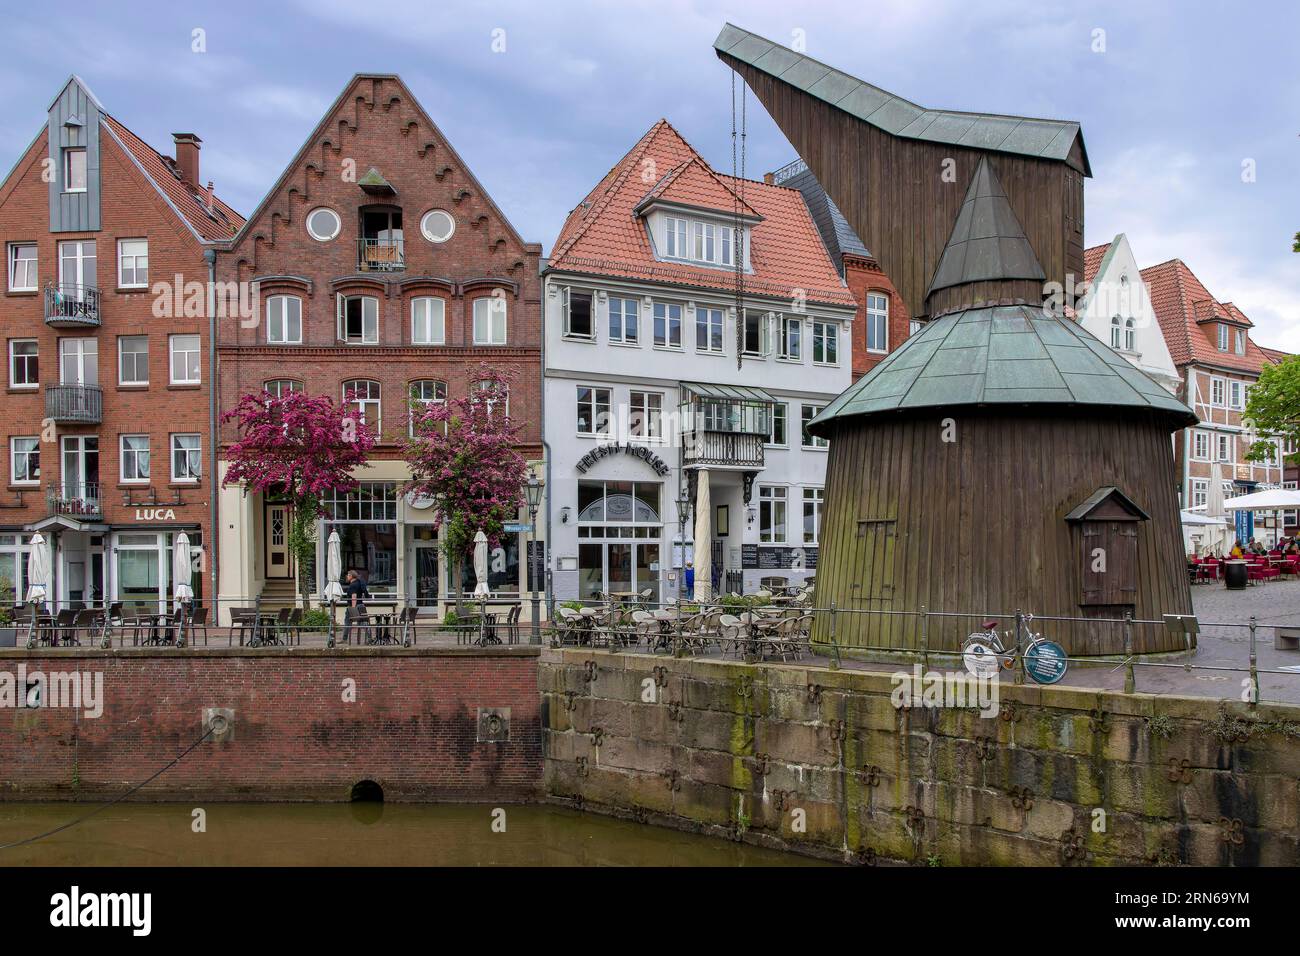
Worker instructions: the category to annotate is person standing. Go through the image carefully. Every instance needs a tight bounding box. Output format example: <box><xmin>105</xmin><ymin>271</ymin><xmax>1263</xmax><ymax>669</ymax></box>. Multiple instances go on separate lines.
<box><xmin>342</xmin><ymin>570</ymin><xmax>369</xmax><ymax>644</ymax></box>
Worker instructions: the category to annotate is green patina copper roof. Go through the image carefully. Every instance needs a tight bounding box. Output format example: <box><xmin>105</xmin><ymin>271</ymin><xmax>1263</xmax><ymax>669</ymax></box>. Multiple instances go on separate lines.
<box><xmin>807</xmin><ymin>304</ymin><xmax>1198</xmax><ymax>434</ymax></box>
<box><xmin>714</xmin><ymin>24</ymin><xmax>1090</xmax><ymax>175</ymax></box>
<box><xmin>927</xmin><ymin>157</ymin><xmax>1045</xmax><ymax>296</ymax></box>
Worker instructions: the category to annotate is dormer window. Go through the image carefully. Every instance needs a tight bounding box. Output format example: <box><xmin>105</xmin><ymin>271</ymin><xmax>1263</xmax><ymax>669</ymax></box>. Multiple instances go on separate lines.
<box><xmin>1235</xmin><ymin>329</ymin><xmax>1246</xmax><ymax>355</ymax></box>
<box><xmin>660</xmin><ymin>215</ymin><xmax>735</xmax><ymax>267</ymax></box>
<box><xmin>1218</xmin><ymin>323</ymin><xmax>1229</xmax><ymax>351</ymax></box>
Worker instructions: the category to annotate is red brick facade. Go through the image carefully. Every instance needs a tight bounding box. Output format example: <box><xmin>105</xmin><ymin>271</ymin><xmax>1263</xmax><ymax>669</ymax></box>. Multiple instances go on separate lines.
<box><xmin>216</xmin><ymin>74</ymin><xmax>543</xmax><ymax>459</ymax></box>
<box><xmin>0</xmin><ymin>648</ymin><xmax>542</xmax><ymax>800</ymax></box>
<box><xmin>843</xmin><ymin>253</ymin><xmax>909</xmax><ymax>379</ymax></box>
<box><xmin>0</xmin><ymin>91</ymin><xmax>237</xmax><ymax>609</ymax></box>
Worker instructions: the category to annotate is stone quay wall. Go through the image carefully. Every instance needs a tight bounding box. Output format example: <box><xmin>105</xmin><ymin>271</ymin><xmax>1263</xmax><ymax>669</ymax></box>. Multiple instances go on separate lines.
<box><xmin>540</xmin><ymin>648</ymin><xmax>1300</xmax><ymax>865</ymax></box>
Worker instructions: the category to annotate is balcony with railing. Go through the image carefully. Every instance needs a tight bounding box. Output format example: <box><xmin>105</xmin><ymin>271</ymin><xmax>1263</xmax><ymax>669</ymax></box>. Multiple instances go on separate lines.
<box><xmin>357</xmin><ymin>238</ymin><xmax>405</xmax><ymax>273</ymax></box>
<box><xmin>47</xmin><ymin>482</ymin><xmax>102</xmax><ymax>519</ymax></box>
<box><xmin>45</xmin><ymin>384</ymin><xmax>103</xmax><ymax>424</ymax></box>
<box><xmin>680</xmin><ymin>381</ymin><xmax>772</xmax><ymax>470</ymax></box>
<box><xmin>44</xmin><ymin>283</ymin><xmax>102</xmax><ymax>327</ymax></box>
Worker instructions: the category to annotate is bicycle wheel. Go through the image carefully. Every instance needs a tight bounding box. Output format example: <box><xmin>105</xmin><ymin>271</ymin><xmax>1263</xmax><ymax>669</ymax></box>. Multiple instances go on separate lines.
<box><xmin>1024</xmin><ymin>637</ymin><xmax>1068</xmax><ymax>684</ymax></box>
<box><xmin>961</xmin><ymin>634</ymin><xmax>1003</xmax><ymax>679</ymax></box>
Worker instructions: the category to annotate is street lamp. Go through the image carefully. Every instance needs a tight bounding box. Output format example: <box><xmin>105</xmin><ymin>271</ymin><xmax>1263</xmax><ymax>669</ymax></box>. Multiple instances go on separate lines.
<box><xmin>675</xmin><ymin>485</ymin><xmax>692</xmax><ymax>657</ymax></box>
<box><xmin>525</xmin><ymin>475</ymin><xmax>544</xmax><ymax>644</ymax></box>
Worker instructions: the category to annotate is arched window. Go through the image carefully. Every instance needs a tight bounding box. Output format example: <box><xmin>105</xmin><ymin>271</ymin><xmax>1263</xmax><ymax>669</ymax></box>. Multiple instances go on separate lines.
<box><xmin>1124</xmin><ymin>318</ymin><xmax>1135</xmax><ymax>352</ymax></box>
<box><xmin>1110</xmin><ymin>315</ymin><xmax>1122</xmax><ymax>349</ymax></box>
<box><xmin>343</xmin><ymin>379</ymin><xmax>381</xmax><ymax>431</ymax></box>
<box><xmin>411</xmin><ymin>297</ymin><xmax>446</xmax><ymax>345</ymax></box>
<box><xmin>472</xmin><ymin>296</ymin><xmax>508</xmax><ymax>345</ymax></box>
<box><xmin>266</xmin><ymin>295</ymin><xmax>302</xmax><ymax>344</ymax></box>
<box><xmin>408</xmin><ymin>379</ymin><xmax>447</xmax><ymax>435</ymax></box>
<box><xmin>264</xmin><ymin>379</ymin><xmax>302</xmax><ymax>397</ymax></box>
<box><xmin>473</xmin><ymin>379</ymin><xmax>508</xmax><ymax>417</ymax></box>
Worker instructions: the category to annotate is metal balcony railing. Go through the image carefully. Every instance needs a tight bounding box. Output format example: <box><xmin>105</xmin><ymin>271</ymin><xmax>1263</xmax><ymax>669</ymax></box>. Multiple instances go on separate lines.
<box><xmin>44</xmin><ymin>283</ymin><xmax>101</xmax><ymax>327</ymax></box>
<box><xmin>683</xmin><ymin>430</ymin><xmax>766</xmax><ymax>469</ymax></box>
<box><xmin>47</xmin><ymin>482</ymin><xmax>102</xmax><ymax>519</ymax></box>
<box><xmin>45</xmin><ymin>384</ymin><xmax>103</xmax><ymax>424</ymax></box>
<box><xmin>357</xmin><ymin>238</ymin><xmax>405</xmax><ymax>272</ymax></box>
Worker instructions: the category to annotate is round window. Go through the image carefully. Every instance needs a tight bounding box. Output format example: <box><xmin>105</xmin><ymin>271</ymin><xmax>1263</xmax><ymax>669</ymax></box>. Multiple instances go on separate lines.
<box><xmin>420</xmin><ymin>209</ymin><xmax>455</xmax><ymax>243</ymax></box>
<box><xmin>306</xmin><ymin>207</ymin><xmax>341</xmax><ymax>242</ymax></box>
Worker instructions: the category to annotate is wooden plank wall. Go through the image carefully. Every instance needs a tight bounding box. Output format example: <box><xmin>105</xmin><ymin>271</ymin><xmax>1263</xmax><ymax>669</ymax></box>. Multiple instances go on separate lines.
<box><xmin>724</xmin><ymin>60</ymin><xmax>1084</xmax><ymax>322</ymax></box>
<box><xmin>811</xmin><ymin>411</ymin><xmax>1193</xmax><ymax>655</ymax></box>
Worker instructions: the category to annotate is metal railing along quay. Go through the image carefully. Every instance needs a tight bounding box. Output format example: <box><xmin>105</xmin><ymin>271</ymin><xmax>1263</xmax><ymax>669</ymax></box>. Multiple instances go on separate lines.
<box><xmin>6</xmin><ymin>594</ymin><xmax>1297</xmax><ymax>707</ymax></box>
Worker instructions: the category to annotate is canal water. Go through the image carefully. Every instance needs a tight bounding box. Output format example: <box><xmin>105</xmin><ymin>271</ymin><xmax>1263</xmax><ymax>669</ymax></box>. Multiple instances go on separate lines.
<box><xmin>0</xmin><ymin>803</ymin><xmax>827</xmax><ymax>866</ymax></box>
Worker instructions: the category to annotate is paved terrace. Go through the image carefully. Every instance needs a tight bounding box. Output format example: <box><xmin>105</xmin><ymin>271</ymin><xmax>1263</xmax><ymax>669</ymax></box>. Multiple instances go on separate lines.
<box><xmin>11</xmin><ymin>581</ymin><xmax>1300</xmax><ymax>704</ymax></box>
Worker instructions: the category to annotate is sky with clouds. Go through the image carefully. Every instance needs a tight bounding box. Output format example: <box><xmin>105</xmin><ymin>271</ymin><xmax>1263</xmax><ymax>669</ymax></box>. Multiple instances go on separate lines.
<box><xmin>2</xmin><ymin>0</ymin><xmax>1295</xmax><ymax>349</ymax></box>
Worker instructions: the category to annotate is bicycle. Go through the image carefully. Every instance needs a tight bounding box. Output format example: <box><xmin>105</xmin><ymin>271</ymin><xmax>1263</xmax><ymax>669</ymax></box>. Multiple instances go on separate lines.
<box><xmin>960</xmin><ymin>614</ymin><xmax>1069</xmax><ymax>684</ymax></box>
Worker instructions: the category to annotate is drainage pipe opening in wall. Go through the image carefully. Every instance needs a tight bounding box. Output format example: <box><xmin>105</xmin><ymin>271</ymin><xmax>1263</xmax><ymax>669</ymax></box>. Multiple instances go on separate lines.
<box><xmin>349</xmin><ymin>780</ymin><xmax>385</xmax><ymax>825</ymax></box>
<box><xmin>350</xmin><ymin>780</ymin><xmax>384</xmax><ymax>803</ymax></box>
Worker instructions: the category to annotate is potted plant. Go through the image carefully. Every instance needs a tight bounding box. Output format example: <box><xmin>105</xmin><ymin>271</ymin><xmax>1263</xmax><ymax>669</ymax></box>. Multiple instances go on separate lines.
<box><xmin>0</xmin><ymin>605</ymin><xmax>14</xmax><ymax>648</ymax></box>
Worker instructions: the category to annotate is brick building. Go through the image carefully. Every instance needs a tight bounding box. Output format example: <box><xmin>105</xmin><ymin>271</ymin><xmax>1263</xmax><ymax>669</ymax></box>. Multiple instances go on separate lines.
<box><xmin>1258</xmin><ymin>345</ymin><xmax>1298</xmax><ymax>537</ymax></box>
<box><xmin>0</xmin><ymin>76</ymin><xmax>241</xmax><ymax>613</ymax></box>
<box><xmin>1141</xmin><ymin>257</ymin><xmax>1288</xmax><ymax>545</ymax></box>
<box><xmin>769</xmin><ymin>159</ymin><xmax>909</xmax><ymax>379</ymax></box>
<box><xmin>214</xmin><ymin>75</ymin><xmax>542</xmax><ymax>618</ymax></box>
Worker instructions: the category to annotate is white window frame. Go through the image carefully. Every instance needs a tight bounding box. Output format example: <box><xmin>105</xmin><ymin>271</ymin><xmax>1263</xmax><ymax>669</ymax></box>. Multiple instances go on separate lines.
<box><xmin>1235</xmin><ymin>329</ymin><xmax>1246</xmax><ymax>356</ymax></box>
<box><xmin>653</xmin><ymin>302</ymin><xmax>682</xmax><ymax>350</ymax></box>
<box><xmin>1110</xmin><ymin>316</ymin><xmax>1122</xmax><ymax>349</ymax></box>
<box><xmin>576</xmin><ymin>386</ymin><xmax>611</xmax><ymax>436</ymax></box>
<box><xmin>718</xmin><ymin>225</ymin><xmax>734</xmax><ymax>267</ymax></box>
<box><xmin>664</xmin><ymin>217</ymin><xmax>687</xmax><ymax>259</ymax></box>
<box><xmin>1190</xmin><ymin>479</ymin><xmax>1208</xmax><ymax>510</ymax></box>
<box><xmin>759</xmin><ymin>485</ymin><xmax>788</xmax><ymax>544</ymax></box>
<box><xmin>801</xmin><ymin>404</ymin><xmax>828</xmax><ymax>449</ymax></box>
<box><xmin>1218</xmin><ymin>324</ymin><xmax>1229</xmax><ymax>351</ymax></box>
<box><xmin>410</xmin><ymin>296</ymin><xmax>446</xmax><ymax>346</ymax></box>
<box><xmin>802</xmin><ymin>487</ymin><xmax>824</xmax><ymax>545</ymax></box>
<box><xmin>407</xmin><ymin>379</ymin><xmax>447</xmax><ymax>436</ymax></box>
<box><xmin>766</xmin><ymin>402</ymin><xmax>787</xmax><ymax>447</ymax></box>
<box><xmin>120</xmin><ymin>434</ymin><xmax>151</xmax><ymax>483</ymax></box>
<box><xmin>170</xmin><ymin>433</ymin><xmax>201</xmax><ymax>482</ymax></box>
<box><xmin>563</xmin><ymin>287</ymin><xmax>595</xmax><ymax>340</ymax></box>
<box><xmin>9</xmin><ymin>437</ymin><xmax>39</xmax><ymax>485</ymax></box>
<box><xmin>306</xmin><ymin>207</ymin><xmax>341</xmax><ymax>242</ymax></box>
<box><xmin>778</xmin><ymin>316</ymin><xmax>802</xmax><ymax>361</ymax></box>
<box><xmin>117</xmin><ymin>335</ymin><xmax>148</xmax><ymax>386</ymax></box>
<box><xmin>336</xmin><ymin>294</ymin><xmax>379</xmax><ymax>345</ymax></box>
<box><xmin>473</xmin><ymin>296</ymin><xmax>508</xmax><ymax>345</ymax></box>
<box><xmin>8</xmin><ymin>339</ymin><xmax>38</xmax><ymax>389</ymax></box>
<box><xmin>1229</xmin><ymin>380</ymin><xmax>1244</xmax><ymax>410</ymax></box>
<box><xmin>696</xmin><ymin>307</ymin><xmax>724</xmax><ymax>353</ymax></box>
<box><xmin>343</xmin><ymin>380</ymin><xmax>381</xmax><ymax>431</ymax></box>
<box><xmin>169</xmin><ymin>334</ymin><xmax>201</xmax><ymax>385</ymax></box>
<box><xmin>117</xmin><ymin>238</ymin><xmax>149</xmax><ymax>289</ymax></box>
<box><xmin>743</xmin><ymin>310</ymin><xmax>772</xmax><ymax>357</ymax></box>
<box><xmin>608</xmin><ymin>296</ymin><xmax>639</xmax><ymax>345</ymax></box>
<box><xmin>1124</xmin><ymin>318</ymin><xmax>1135</xmax><ymax>352</ymax></box>
<box><xmin>866</xmin><ymin>292</ymin><xmax>889</xmax><ymax>353</ymax></box>
<box><xmin>64</xmin><ymin>148</ymin><xmax>87</xmax><ymax>193</ymax></box>
<box><xmin>1191</xmin><ymin>430</ymin><xmax>1210</xmax><ymax>461</ymax></box>
<box><xmin>267</xmin><ymin>295</ymin><xmax>303</xmax><ymax>345</ymax></box>
<box><xmin>7</xmin><ymin>243</ymin><xmax>37</xmax><ymax>292</ymax></box>
<box><xmin>1210</xmin><ymin>377</ymin><xmax>1226</xmax><ymax>408</ymax></box>
<box><xmin>1216</xmin><ymin>433</ymin><xmax>1234</xmax><ymax>463</ymax></box>
<box><xmin>419</xmin><ymin>209</ymin><xmax>455</xmax><ymax>243</ymax></box>
<box><xmin>628</xmin><ymin>390</ymin><xmax>663</xmax><ymax>440</ymax></box>
<box><xmin>264</xmin><ymin>379</ymin><xmax>302</xmax><ymax>398</ymax></box>
<box><xmin>813</xmin><ymin>321</ymin><xmax>839</xmax><ymax>366</ymax></box>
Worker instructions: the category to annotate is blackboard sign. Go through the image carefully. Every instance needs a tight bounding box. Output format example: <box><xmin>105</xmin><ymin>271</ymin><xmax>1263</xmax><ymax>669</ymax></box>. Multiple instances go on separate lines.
<box><xmin>741</xmin><ymin>544</ymin><xmax>759</xmax><ymax>570</ymax></box>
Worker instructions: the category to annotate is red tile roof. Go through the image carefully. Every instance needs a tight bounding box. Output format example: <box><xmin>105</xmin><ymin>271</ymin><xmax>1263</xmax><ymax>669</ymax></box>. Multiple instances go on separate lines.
<box><xmin>549</xmin><ymin>119</ymin><xmax>853</xmax><ymax>308</ymax></box>
<box><xmin>1140</xmin><ymin>258</ymin><xmax>1271</xmax><ymax>374</ymax></box>
<box><xmin>1258</xmin><ymin>345</ymin><xmax>1292</xmax><ymax>365</ymax></box>
<box><xmin>104</xmin><ymin>115</ymin><xmax>243</xmax><ymax>241</ymax></box>
<box><xmin>1083</xmin><ymin>241</ymin><xmax>1110</xmax><ymax>284</ymax></box>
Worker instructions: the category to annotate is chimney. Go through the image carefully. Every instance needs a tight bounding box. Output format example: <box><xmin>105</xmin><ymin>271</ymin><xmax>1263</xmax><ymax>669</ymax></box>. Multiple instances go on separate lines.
<box><xmin>172</xmin><ymin>133</ymin><xmax>202</xmax><ymax>186</ymax></box>
<box><xmin>763</xmin><ymin>172</ymin><xmax>775</xmax><ymax>184</ymax></box>
<box><xmin>205</xmin><ymin>181</ymin><xmax>215</xmax><ymax>213</ymax></box>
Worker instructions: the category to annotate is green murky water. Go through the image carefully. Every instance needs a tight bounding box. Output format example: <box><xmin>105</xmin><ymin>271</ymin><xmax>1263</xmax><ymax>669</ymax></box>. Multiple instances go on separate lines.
<box><xmin>0</xmin><ymin>803</ymin><xmax>827</xmax><ymax>867</ymax></box>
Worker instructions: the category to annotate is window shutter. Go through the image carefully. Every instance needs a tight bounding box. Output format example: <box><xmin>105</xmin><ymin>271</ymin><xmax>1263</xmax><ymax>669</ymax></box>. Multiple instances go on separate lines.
<box><xmin>336</xmin><ymin>293</ymin><xmax>345</xmax><ymax>342</ymax></box>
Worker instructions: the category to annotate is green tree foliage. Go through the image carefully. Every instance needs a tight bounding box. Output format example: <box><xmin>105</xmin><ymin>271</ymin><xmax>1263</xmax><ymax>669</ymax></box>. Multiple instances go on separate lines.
<box><xmin>1243</xmin><ymin>355</ymin><xmax>1300</xmax><ymax>463</ymax></box>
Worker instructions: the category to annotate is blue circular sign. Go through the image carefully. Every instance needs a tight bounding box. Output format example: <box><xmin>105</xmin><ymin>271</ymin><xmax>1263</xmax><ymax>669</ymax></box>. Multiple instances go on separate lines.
<box><xmin>1024</xmin><ymin>639</ymin><xmax>1068</xmax><ymax>684</ymax></box>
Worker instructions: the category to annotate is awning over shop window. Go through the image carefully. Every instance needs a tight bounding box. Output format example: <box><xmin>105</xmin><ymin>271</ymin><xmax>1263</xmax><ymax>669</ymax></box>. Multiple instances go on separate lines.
<box><xmin>679</xmin><ymin>381</ymin><xmax>775</xmax><ymax>403</ymax></box>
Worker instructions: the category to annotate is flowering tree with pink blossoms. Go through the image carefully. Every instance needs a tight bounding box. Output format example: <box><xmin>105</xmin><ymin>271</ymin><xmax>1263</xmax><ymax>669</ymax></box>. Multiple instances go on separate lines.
<box><xmin>222</xmin><ymin>389</ymin><xmax>376</xmax><ymax>606</ymax></box>
<box><xmin>403</xmin><ymin>366</ymin><xmax>527</xmax><ymax>611</ymax></box>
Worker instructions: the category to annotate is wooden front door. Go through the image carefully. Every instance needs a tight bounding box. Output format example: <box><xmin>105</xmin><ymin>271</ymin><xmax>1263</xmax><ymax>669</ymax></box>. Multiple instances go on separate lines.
<box><xmin>264</xmin><ymin>503</ymin><xmax>293</xmax><ymax>579</ymax></box>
